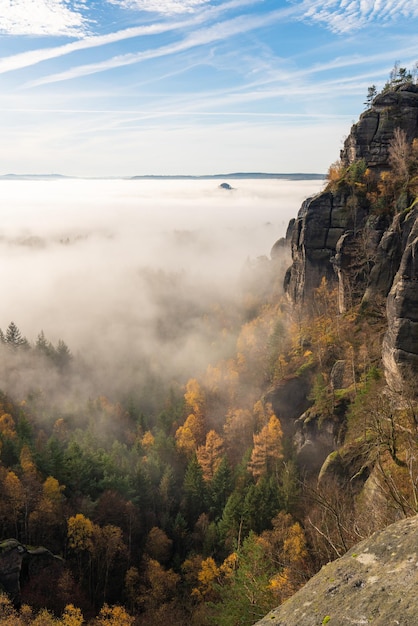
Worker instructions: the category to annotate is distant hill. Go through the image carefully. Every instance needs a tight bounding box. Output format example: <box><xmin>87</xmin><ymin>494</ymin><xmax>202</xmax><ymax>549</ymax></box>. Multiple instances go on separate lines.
<box><xmin>0</xmin><ymin>172</ymin><xmax>325</xmax><ymax>181</ymax></box>
<box><xmin>130</xmin><ymin>173</ymin><xmax>325</xmax><ymax>180</ymax></box>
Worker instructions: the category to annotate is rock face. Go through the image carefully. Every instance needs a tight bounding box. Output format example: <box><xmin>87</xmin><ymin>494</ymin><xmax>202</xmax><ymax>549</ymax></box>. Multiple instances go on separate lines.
<box><xmin>285</xmin><ymin>84</ymin><xmax>418</xmax><ymax>307</ymax></box>
<box><xmin>255</xmin><ymin>515</ymin><xmax>418</xmax><ymax>626</ymax></box>
<box><xmin>341</xmin><ymin>84</ymin><xmax>418</xmax><ymax>169</ymax></box>
<box><xmin>0</xmin><ymin>539</ymin><xmax>62</xmax><ymax>607</ymax></box>
<box><xmin>284</xmin><ymin>84</ymin><xmax>418</xmax><ymax>393</ymax></box>
<box><xmin>382</xmin><ymin>209</ymin><xmax>418</xmax><ymax>392</ymax></box>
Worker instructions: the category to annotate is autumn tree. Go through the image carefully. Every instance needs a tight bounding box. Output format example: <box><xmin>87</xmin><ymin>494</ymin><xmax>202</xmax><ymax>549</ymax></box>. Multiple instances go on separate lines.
<box><xmin>223</xmin><ymin>408</ymin><xmax>254</xmax><ymax>462</ymax></box>
<box><xmin>248</xmin><ymin>413</ymin><xmax>283</xmax><ymax>481</ymax></box>
<box><xmin>144</xmin><ymin>526</ymin><xmax>172</xmax><ymax>564</ymax></box>
<box><xmin>190</xmin><ymin>556</ymin><xmax>219</xmax><ymax>602</ymax></box>
<box><xmin>175</xmin><ymin>413</ymin><xmax>202</xmax><ymax>456</ymax></box>
<box><xmin>92</xmin><ymin>603</ymin><xmax>134</xmax><ymax>626</ymax></box>
<box><xmin>29</xmin><ymin>476</ymin><xmax>66</xmax><ymax>547</ymax></box>
<box><xmin>135</xmin><ymin>557</ymin><xmax>180</xmax><ymax>614</ymax></box>
<box><xmin>1</xmin><ymin>470</ymin><xmax>25</xmax><ymax>537</ymax></box>
<box><xmin>91</xmin><ymin>523</ymin><xmax>126</xmax><ymax>604</ymax></box>
<box><xmin>60</xmin><ymin>604</ymin><xmax>84</xmax><ymax>626</ymax></box>
<box><xmin>67</xmin><ymin>513</ymin><xmax>94</xmax><ymax>581</ymax></box>
<box><xmin>260</xmin><ymin>511</ymin><xmax>311</xmax><ymax>603</ymax></box>
<box><xmin>0</xmin><ymin>413</ymin><xmax>17</xmax><ymax>440</ymax></box>
<box><xmin>184</xmin><ymin>378</ymin><xmax>205</xmax><ymax>417</ymax></box>
<box><xmin>196</xmin><ymin>430</ymin><xmax>224</xmax><ymax>481</ymax></box>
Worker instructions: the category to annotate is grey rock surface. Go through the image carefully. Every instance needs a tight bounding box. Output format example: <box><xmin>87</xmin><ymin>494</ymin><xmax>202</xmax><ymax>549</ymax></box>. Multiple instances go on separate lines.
<box><xmin>382</xmin><ymin>210</ymin><xmax>418</xmax><ymax>394</ymax></box>
<box><xmin>0</xmin><ymin>539</ymin><xmax>62</xmax><ymax>607</ymax></box>
<box><xmin>341</xmin><ymin>84</ymin><xmax>418</xmax><ymax>170</ymax></box>
<box><xmin>255</xmin><ymin>515</ymin><xmax>418</xmax><ymax>626</ymax></box>
<box><xmin>285</xmin><ymin>85</ymin><xmax>418</xmax><ymax>309</ymax></box>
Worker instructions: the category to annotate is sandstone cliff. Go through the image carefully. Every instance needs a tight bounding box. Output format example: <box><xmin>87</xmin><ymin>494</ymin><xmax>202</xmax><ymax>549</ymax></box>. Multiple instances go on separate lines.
<box><xmin>260</xmin><ymin>79</ymin><xmax>418</xmax><ymax>626</ymax></box>
<box><xmin>255</xmin><ymin>515</ymin><xmax>418</xmax><ymax>626</ymax></box>
<box><xmin>284</xmin><ymin>83</ymin><xmax>418</xmax><ymax>396</ymax></box>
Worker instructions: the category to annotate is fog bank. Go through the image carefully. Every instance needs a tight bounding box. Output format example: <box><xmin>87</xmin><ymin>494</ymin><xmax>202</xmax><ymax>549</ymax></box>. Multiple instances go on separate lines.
<box><xmin>0</xmin><ymin>178</ymin><xmax>323</xmax><ymax>403</ymax></box>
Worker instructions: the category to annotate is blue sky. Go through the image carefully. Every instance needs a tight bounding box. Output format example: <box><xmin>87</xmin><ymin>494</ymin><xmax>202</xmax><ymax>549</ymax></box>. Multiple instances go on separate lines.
<box><xmin>0</xmin><ymin>0</ymin><xmax>417</xmax><ymax>176</ymax></box>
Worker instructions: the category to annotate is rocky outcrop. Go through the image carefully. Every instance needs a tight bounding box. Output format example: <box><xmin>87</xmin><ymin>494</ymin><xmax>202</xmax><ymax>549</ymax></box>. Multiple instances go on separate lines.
<box><xmin>341</xmin><ymin>84</ymin><xmax>418</xmax><ymax>170</ymax></box>
<box><xmin>285</xmin><ymin>84</ymin><xmax>418</xmax><ymax>310</ymax></box>
<box><xmin>284</xmin><ymin>84</ymin><xmax>418</xmax><ymax>392</ymax></box>
<box><xmin>255</xmin><ymin>515</ymin><xmax>418</xmax><ymax>626</ymax></box>
<box><xmin>0</xmin><ymin>539</ymin><xmax>62</xmax><ymax>607</ymax></box>
<box><xmin>382</xmin><ymin>208</ymin><xmax>418</xmax><ymax>394</ymax></box>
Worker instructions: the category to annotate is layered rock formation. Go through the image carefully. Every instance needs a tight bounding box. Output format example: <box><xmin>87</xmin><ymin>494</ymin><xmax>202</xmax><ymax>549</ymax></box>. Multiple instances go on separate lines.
<box><xmin>341</xmin><ymin>84</ymin><xmax>418</xmax><ymax>169</ymax></box>
<box><xmin>255</xmin><ymin>515</ymin><xmax>418</xmax><ymax>626</ymax></box>
<box><xmin>284</xmin><ymin>83</ymin><xmax>418</xmax><ymax>395</ymax></box>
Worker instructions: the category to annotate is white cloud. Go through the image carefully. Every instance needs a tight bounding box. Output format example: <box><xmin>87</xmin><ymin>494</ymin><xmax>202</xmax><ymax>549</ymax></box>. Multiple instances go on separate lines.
<box><xmin>0</xmin><ymin>0</ymin><xmax>259</xmax><ymax>74</ymax></box>
<box><xmin>25</xmin><ymin>5</ymin><xmax>299</xmax><ymax>86</ymax></box>
<box><xmin>0</xmin><ymin>0</ymin><xmax>88</xmax><ymax>36</ymax></box>
<box><xmin>109</xmin><ymin>0</ymin><xmax>210</xmax><ymax>14</ymax></box>
<box><xmin>298</xmin><ymin>0</ymin><xmax>418</xmax><ymax>33</ymax></box>
<box><xmin>0</xmin><ymin>21</ymin><xmax>187</xmax><ymax>74</ymax></box>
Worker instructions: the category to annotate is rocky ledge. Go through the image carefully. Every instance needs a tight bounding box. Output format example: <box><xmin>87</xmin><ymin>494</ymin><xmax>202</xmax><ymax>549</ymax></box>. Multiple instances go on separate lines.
<box><xmin>255</xmin><ymin>515</ymin><xmax>418</xmax><ymax>626</ymax></box>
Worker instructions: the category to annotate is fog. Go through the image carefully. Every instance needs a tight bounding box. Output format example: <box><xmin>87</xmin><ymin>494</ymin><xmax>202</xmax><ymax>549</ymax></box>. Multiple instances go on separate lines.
<box><xmin>0</xmin><ymin>177</ymin><xmax>323</xmax><ymax>407</ymax></box>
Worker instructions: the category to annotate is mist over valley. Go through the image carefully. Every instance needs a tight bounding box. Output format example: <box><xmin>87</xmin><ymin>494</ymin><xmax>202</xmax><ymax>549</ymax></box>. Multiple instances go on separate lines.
<box><xmin>0</xmin><ymin>177</ymin><xmax>323</xmax><ymax>410</ymax></box>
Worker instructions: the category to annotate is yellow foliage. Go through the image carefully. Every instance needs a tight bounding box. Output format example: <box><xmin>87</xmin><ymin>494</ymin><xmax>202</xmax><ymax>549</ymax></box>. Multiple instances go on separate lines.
<box><xmin>43</xmin><ymin>476</ymin><xmax>65</xmax><ymax>504</ymax></box>
<box><xmin>19</xmin><ymin>445</ymin><xmax>37</xmax><ymax>477</ymax></box>
<box><xmin>93</xmin><ymin>604</ymin><xmax>134</xmax><ymax>626</ymax></box>
<box><xmin>31</xmin><ymin>608</ymin><xmax>58</xmax><ymax>625</ymax></box>
<box><xmin>4</xmin><ymin>471</ymin><xmax>25</xmax><ymax>513</ymax></box>
<box><xmin>141</xmin><ymin>430</ymin><xmax>155</xmax><ymax>450</ymax></box>
<box><xmin>0</xmin><ymin>413</ymin><xmax>16</xmax><ymax>439</ymax></box>
<box><xmin>196</xmin><ymin>430</ymin><xmax>224</xmax><ymax>481</ymax></box>
<box><xmin>67</xmin><ymin>513</ymin><xmax>94</xmax><ymax>552</ymax></box>
<box><xmin>269</xmin><ymin>568</ymin><xmax>293</xmax><ymax>596</ymax></box>
<box><xmin>192</xmin><ymin>557</ymin><xmax>220</xmax><ymax>599</ymax></box>
<box><xmin>248</xmin><ymin>413</ymin><xmax>283</xmax><ymax>480</ymax></box>
<box><xmin>60</xmin><ymin>604</ymin><xmax>84</xmax><ymax>626</ymax></box>
<box><xmin>282</xmin><ymin>523</ymin><xmax>308</xmax><ymax>562</ymax></box>
<box><xmin>326</xmin><ymin>159</ymin><xmax>345</xmax><ymax>184</ymax></box>
<box><xmin>219</xmin><ymin>552</ymin><xmax>238</xmax><ymax>578</ymax></box>
<box><xmin>184</xmin><ymin>378</ymin><xmax>205</xmax><ymax>416</ymax></box>
<box><xmin>0</xmin><ymin>592</ymin><xmax>17</xmax><ymax>620</ymax></box>
<box><xmin>175</xmin><ymin>412</ymin><xmax>205</xmax><ymax>455</ymax></box>
<box><xmin>175</xmin><ymin>419</ymin><xmax>197</xmax><ymax>456</ymax></box>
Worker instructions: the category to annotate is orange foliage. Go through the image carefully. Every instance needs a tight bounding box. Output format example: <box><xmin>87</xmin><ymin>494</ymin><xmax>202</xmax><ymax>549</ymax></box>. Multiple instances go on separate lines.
<box><xmin>192</xmin><ymin>556</ymin><xmax>220</xmax><ymax>599</ymax></box>
<box><xmin>184</xmin><ymin>378</ymin><xmax>205</xmax><ymax>417</ymax></box>
<box><xmin>175</xmin><ymin>411</ymin><xmax>205</xmax><ymax>455</ymax></box>
<box><xmin>326</xmin><ymin>159</ymin><xmax>345</xmax><ymax>185</ymax></box>
<box><xmin>141</xmin><ymin>430</ymin><xmax>155</xmax><ymax>450</ymax></box>
<box><xmin>93</xmin><ymin>603</ymin><xmax>134</xmax><ymax>625</ymax></box>
<box><xmin>196</xmin><ymin>430</ymin><xmax>224</xmax><ymax>481</ymax></box>
<box><xmin>248</xmin><ymin>413</ymin><xmax>283</xmax><ymax>480</ymax></box>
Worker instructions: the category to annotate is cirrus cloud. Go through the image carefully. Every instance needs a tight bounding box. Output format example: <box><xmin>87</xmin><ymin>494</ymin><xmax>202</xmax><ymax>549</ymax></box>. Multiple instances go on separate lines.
<box><xmin>0</xmin><ymin>0</ymin><xmax>89</xmax><ymax>36</ymax></box>
<box><xmin>298</xmin><ymin>0</ymin><xmax>418</xmax><ymax>33</ymax></box>
<box><xmin>109</xmin><ymin>0</ymin><xmax>211</xmax><ymax>14</ymax></box>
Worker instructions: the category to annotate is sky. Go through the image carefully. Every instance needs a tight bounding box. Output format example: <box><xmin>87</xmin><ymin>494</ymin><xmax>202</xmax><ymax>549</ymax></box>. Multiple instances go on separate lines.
<box><xmin>0</xmin><ymin>0</ymin><xmax>417</xmax><ymax>176</ymax></box>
